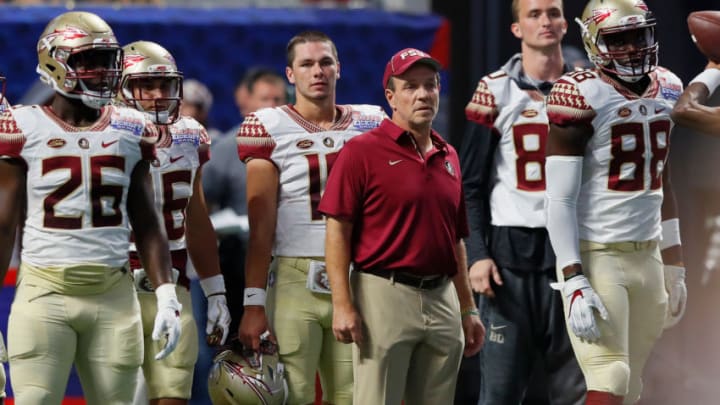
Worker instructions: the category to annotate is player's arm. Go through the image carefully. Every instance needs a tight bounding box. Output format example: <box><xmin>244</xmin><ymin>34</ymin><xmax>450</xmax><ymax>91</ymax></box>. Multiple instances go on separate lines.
<box><xmin>238</xmin><ymin>157</ymin><xmax>279</xmax><ymax>350</ymax></box>
<box><xmin>671</xmin><ymin>62</ymin><xmax>720</xmax><ymax>135</ymax></box>
<box><xmin>660</xmin><ymin>162</ymin><xmax>687</xmax><ymax>328</ymax></box>
<box><xmin>186</xmin><ymin>166</ymin><xmax>231</xmax><ymax>345</ymax></box>
<box><xmin>660</xmin><ymin>162</ymin><xmax>684</xmax><ymax>266</ymax></box>
<box><xmin>325</xmin><ymin>216</ymin><xmax>363</xmax><ymax>345</ymax></box>
<box><xmin>460</xmin><ymin>123</ymin><xmax>502</xmax><ymax>297</ymax></box>
<box><xmin>451</xmin><ymin>239</ymin><xmax>485</xmax><ymax>356</ymax></box>
<box><xmin>545</xmin><ymin>122</ymin><xmax>592</xmax><ymax>278</ymax></box>
<box><xmin>0</xmin><ymin>159</ymin><xmax>25</xmax><ymax>282</ymax></box>
<box><xmin>128</xmin><ymin>159</ymin><xmax>173</xmax><ymax>287</ymax></box>
<box><xmin>128</xmin><ymin>159</ymin><xmax>182</xmax><ymax>359</ymax></box>
<box><xmin>546</xmin><ymin>121</ymin><xmax>608</xmax><ymax>342</ymax></box>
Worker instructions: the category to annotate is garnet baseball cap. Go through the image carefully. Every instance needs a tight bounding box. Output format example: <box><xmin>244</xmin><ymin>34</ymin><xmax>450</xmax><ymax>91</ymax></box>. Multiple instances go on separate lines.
<box><xmin>383</xmin><ymin>48</ymin><xmax>442</xmax><ymax>88</ymax></box>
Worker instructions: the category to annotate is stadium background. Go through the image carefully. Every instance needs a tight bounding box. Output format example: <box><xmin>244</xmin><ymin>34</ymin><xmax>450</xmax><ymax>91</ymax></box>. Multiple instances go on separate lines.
<box><xmin>1</xmin><ymin>0</ymin><xmax>720</xmax><ymax>403</ymax></box>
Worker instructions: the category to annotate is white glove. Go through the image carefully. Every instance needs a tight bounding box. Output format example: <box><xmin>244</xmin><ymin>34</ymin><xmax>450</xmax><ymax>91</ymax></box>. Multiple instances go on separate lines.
<box><xmin>152</xmin><ymin>283</ymin><xmax>183</xmax><ymax>360</ymax></box>
<box><xmin>200</xmin><ymin>274</ymin><xmax>231</xmax><ymax>346</ymax></box>
<box><xmin>552</xmin><ymin>274</ymin><xmax>609</xmax><ymax>342</ymax></box>
<box><xmin>663</xmin><ymin>265</ymin><xmax>687</xmax><ymax>329</ymax></box>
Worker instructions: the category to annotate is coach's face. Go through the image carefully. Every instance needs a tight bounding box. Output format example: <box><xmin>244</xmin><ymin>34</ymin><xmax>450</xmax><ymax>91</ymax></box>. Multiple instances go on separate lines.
<box><xmin>286</xmin><ymin>41</ymin><xmax>340</xmax><ymax>102</ymax></box>
<box><xmin>385</xmin><ymin>64</ymin><xmax>439</xmax><ymax>130</ymax></box>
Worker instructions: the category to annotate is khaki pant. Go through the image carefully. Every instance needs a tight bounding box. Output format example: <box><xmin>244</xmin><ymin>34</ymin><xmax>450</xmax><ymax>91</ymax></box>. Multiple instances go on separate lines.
<box><xmin>8</xmin><ymin>271</ymin><xmax>143</xmax><ymax>405</ymax></box>
<box><xmin>267</xmin><ymin>257</ymin><xmax>352</xmax><ymax>405</ymax></box>
<box><xmin>137</xmin><ymin>286</ymin><xmax>198</xmax><ymax>400</ymax></box>
<box><xmin>558</xmin><ymin>241</ymin><xmax>667</xmax><ymax>404</ymax></box>
<box><xmin>351</xmin><ymin>271</ymin><xmax>464</xmax><ymax>405</ymax></box>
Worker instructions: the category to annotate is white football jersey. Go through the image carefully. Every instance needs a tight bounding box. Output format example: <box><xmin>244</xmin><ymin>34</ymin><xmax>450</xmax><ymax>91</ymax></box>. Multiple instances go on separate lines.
<box><xmin>547</xmin><ymin>68</ymin><xmax>682</xmax><ymax>243</ymax></box>
<box><xmin>129</xmin><ymin>116</ymin><xmax>210</xmax><ymax>254</ymax></box>
<box><xmin>237</xmin><ymin>104</ymin><xmax>386</xmax><ymax>256</ymax></box>
<box><xmin>466</xmin><ymin>70</ymin><xmax>549</xmax><ymax>228</ymax></box>
<box><xmin>0</xmin><ymin>105</ymin><xmax>157</xmax><ymax>268</ymax></box>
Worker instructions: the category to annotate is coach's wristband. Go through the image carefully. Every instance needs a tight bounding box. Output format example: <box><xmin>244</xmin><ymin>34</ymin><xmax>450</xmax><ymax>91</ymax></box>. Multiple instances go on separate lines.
<box><xmin>243</xmin><ymin>288</ymin><xmax>266</xmax><ymax>307</ymax></box>
<box><xmin>660</xmin><ymin>218</ymin><xmax>682</xmax><ymax>250</ymax></box>
<box><xmin>690</xmin><ymin>68</ymin><xmax>720</xmax><ymax>95</ymax></box>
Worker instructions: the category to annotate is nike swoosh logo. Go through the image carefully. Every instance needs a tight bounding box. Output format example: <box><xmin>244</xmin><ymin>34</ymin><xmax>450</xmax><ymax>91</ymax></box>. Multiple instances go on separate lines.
<box><xmin>389</xmin><ymin>159</ymin><xmax>403</xmax><ymax>166</ymax></box>
<box><xmin>247</xmin><ymin>293</ymin><xmax>256</xmax><ymax>297</ymax></box>
<box><xmin>169</xmin><ymin>155</ymin><xmax>183</xmax><ymax>163</ymax></box>
<box><xmin>655</xmin><ymin>107</ymin><xmax>666</xmax><ymax>113</ymax></box>
<box><xmin>101</xmin><ymin>140</ymin><xmax>118</xmax><ymax>148</ymax></box>
<box><xmin>490</xmin><ymin>324</ymin><xmax>507</xmax><ymax>331</ymax></box>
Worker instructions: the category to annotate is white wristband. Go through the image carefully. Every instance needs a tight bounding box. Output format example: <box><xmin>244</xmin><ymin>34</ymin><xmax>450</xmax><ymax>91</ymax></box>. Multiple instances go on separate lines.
<box><xmin>155</xmin><ymin>283</ymin><xmax>179</xmax><ymax>306</ymax></box>
<box><xmin>689</xmin><ymin>68</ymin><xmax>720</xmax><ymax>96</ymax></box>
<box><xmin>660</xmin><ymin>218</ymin><xmax>682</xmax><ymax>250</ymax></box>
<box><xmin>200</xmin><ymin>274</ymin><xmax>226</xmax><ymax>297</ymax></box>
<box><xmin>243</xmin><ymin>287</ymin><xmax>266</xmax><ymax>306</ymax></box>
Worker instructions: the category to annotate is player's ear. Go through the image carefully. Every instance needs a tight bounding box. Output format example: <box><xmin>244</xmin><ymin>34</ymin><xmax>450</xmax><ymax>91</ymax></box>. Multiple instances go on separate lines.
<box><xmin>286</xmin><ymin>66</ymin><xmax>295</xmax><ymax>85</ymax></box>
<box><xmin>511</xmin><ymin>22</ymin><xmax>522</xmax><ymax>39</ymax></box>
<box><xmin>336</xmin><ymin>61</ymin><xmax>341</xmax><ymax>80</ymax></box>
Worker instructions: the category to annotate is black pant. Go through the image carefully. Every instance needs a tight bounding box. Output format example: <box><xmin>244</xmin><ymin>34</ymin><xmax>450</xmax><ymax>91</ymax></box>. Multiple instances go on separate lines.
<box><xmin>477</xmin><ymin>268</ymin><xmax>585</xmax><ymax>405</ymax></box>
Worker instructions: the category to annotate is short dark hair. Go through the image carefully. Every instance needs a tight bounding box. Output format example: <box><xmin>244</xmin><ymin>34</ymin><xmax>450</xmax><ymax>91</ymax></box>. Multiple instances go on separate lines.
<box><xmin>286</xmin><ymin>30</ymin><xmax>338</xmax><ymax>67</ymax></box>
<box><xmin>238</xmin><ymin>67</ymin><xmax>285</xmax><ymax>94</ymax></box>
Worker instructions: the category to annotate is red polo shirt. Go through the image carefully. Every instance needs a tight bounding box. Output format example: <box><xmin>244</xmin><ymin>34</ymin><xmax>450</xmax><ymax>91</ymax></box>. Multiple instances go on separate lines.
<box><xmin>318</xmin><ymin>119</ymin><xmax>469</xmax><ymax>277</ymax></box>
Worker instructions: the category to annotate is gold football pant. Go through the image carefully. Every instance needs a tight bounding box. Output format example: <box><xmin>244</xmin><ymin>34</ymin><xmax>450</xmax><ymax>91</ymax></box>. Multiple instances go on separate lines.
<box><xmin>137</xmin><ymin>286</ymin><xmax>198</xmax><ymax>400</ymax></box>
<box><xmin>8</xmin><ymin>271</ymin><xmax>143</xmax><ymax>405</ymax></box>
<box><xmin>267</xmin><ymin>257</ymin><xmax>352</xmax><ymax>405</ymax></box>
<box><xmin>559</xmin><ymin>241</ymin><xmax>667</xmax><ymax>404</ymax></box>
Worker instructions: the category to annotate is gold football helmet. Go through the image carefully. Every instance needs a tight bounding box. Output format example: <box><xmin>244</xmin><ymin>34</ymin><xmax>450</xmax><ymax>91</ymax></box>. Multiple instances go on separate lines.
<box><xmin>576</xmin><ymin>0</ymin><xmax>658</xmax><ymax>81</ymax></box>
<box><xmin>208</xmin><ymin>340</ymin><xmax>288</xmax><ymax>405</ymax></box>
<box><xmin>36</xmin><ymin>11</ymin><xmax>122</xmax><ymax>109</ymax></box>
<box><xmin>119</xmin><ymin>41</ymin><xmax>183</xmax><ymax>125</ymax></box>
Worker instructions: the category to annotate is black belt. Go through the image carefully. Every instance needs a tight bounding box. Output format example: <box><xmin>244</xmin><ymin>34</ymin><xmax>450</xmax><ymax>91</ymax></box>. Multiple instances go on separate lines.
<box><xmin>362</xmin><ymin>269</ymin><xmax>447</xmax><ymax>290</ymax></box>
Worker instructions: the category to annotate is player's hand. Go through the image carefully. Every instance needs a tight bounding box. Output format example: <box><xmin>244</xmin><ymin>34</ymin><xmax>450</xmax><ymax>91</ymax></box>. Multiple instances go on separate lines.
<box><xmin>332</xmin><ymin>303</ymin><xmax>364</xmax><ymax>345</ymax></box>
<box><xmin>238</xmin><ymin>306</ymin><xmax>274</xmax><ymax>351</ymax></box>
<box><xmin>461</xmin><ymin>312</ymin><xmax>485</xmax><ymax>357</ymax></box>
<box><xmin>469</xmin><ymin>258</ymin><xmax>502</xmax><ymax>298</ymax></box>
<box><xmin>152</xmin><ymin>283</ymin><xmax>183</xmax><ymax>360</ymax></box>
<box><xmin>200</xmin><ymin>274</ymin><xmax>231</xmax><ymax>346</ymax></box>
<box><xmin>663</xmin><ymin>265</ymin><xmax>687</xmax><ymax>329</ymax></box>
<box><xmin>206</xmin><ymin>294</ymin><xmax>231</xmax><ymax>346</ymax></box>
<box><xmin>554</xmin><ymin>274</ymin><xmax>608</xmax><ymax>342</ymax></box>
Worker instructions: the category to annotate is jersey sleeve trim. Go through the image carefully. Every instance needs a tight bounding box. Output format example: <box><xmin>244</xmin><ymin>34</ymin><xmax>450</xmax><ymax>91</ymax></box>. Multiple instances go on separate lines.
<box><xmin>546</xmin><ymin>79</ymin><xmax>596</xmax><ymax>126</ymax></box>
<box><xmin>0</xmin><ymin>110</ymin><xmax>26</xmax><ymax>157</ymax></box>
<box><xmin>465</xmin><ymin>79</ymin><xmax>498</xmax><ymax>127</ymax></box>
<box><xmin>237</xmin><ymin>113</ymin><xmax>275</xmax><ymax>162</ymax></box>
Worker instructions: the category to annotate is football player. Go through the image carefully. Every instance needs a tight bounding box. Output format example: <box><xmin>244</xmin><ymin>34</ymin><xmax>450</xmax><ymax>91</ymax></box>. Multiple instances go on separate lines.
<box><xmin>671</xmin><ymin>60</ymin><xmax>720</xmax><ymax>135</ymax></box>
<box><xmin>236</xmin><ymin>31</ymin><xmax>386</xmax><ymax>405</ymax></box>
<box><xmin>118</xmin><ymin>40</ymin><xmax>231</xmax><ymax>405</ymax></box>
<box><xmin>544</xmin><ymin>1</ymin><xmax>685</xmax><ymax>404</ymax></box>
<box><xmin>0</xmin><ymin>11</ymin><xmax>181</xmax><ymax>405</ymax></box>
<box><xmin>460</xmin><ymin>0</ymin><xmax>585</xmax><ymax>403</ymax></box>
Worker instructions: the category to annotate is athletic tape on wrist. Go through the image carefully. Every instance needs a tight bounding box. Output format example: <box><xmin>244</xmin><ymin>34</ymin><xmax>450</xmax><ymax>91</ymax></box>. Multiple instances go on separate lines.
<box><xmin>243</xmin><ymin>287</ymin><xmax>266</xmax><ymax>306</ymax></box>
<box><xmin>200</xmin><ymin>274</ymin><xmax>226</xmax><ymax>297</ymax></box>
<box><xmin>690</xmin><ymin>69</ymin><xmax>720</xmax><ymax>95</ymax></box>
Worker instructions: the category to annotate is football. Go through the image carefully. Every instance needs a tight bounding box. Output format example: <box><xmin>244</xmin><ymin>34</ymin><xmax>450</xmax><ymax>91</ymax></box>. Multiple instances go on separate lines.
<box><xmin>688</xmin><ymin>10</ymin><xmax>720</xmax><ymax>63</ymax></box>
